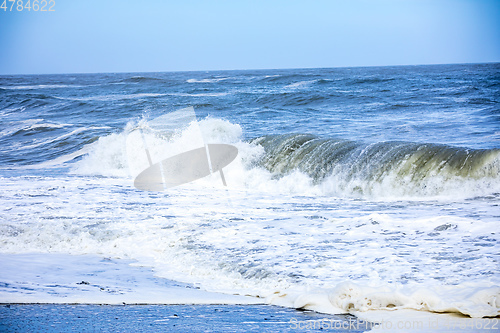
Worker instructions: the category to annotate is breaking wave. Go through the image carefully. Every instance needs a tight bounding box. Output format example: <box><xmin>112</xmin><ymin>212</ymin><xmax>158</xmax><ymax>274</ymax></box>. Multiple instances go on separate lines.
<box><xmin>71</xmin><ymin>118</ymin><xmax>500</xmax><ymax>199</ymax></box>
<box><xmin>251</xmin><ymin>134</ymin><xmax>500</xmax><ymax>198</ymax></box>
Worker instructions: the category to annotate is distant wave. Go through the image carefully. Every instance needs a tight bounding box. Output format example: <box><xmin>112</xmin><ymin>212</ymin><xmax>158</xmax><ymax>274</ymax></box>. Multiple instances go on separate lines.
<box><xmin>349</xmin><ymin>77</ymin><xmax>396</xmax><ymax>85</ymax></box>
<box><xmin>250</xmin><ymin>92</ymin><xmax>327</xmax><ymax>107</ymax></box>
<box><xmin>11</xmin><ymin>122</ymin><xmax>69</xmax><ymax>136</ymax></box>
<box><xmin>0</xmin><ymin>120</ymin><xmax>109</xmax><ymax>166</ymax></box>
<box><xmin>283</xmin><ymin>80</ymin><xmax>317</xmax><ymax>90</ymax></box>
<box><xmin>121</xmin><ymin>76</ymin><xmax>164</xmax><ymax>83</ymax></box>
<box><xmin>186</xmin><ymin>78</ymin><xmax>230</xmax><ymax>83</ymax></box>
<box><xmin>171</xmin><ymin>92</ymin><xmax>230</xmax><ymax>97</ymax></box>
<box><xmin>0</xmin><ymin>84</ymin><xmax>81</xmax><ymax>90</ymax></box>
<box><xmin>57</xmin><ymin>93</ymin><xmax>168</xmax><ymax>102</ymax></box>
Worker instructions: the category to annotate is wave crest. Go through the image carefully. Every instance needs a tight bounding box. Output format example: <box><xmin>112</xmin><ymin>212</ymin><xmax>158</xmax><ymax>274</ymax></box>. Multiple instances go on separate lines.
<box><xmin>251</xmin><ymin>134</ymin><xmax>500</xmax><ymax>198</ymax></box>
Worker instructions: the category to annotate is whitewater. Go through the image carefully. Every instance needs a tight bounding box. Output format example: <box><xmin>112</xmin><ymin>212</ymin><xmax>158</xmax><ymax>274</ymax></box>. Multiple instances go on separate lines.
<box><xmin>0</xmin><ymin>64</ymin><xmax>499</xmax><ymax>330</ymax></box>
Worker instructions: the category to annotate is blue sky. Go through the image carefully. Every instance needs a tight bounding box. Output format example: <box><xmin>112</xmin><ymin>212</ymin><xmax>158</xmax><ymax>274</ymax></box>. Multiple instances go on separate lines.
<box><xmin>1</xmin><ymin>0</ymin><xmax>499</xmax><ymax>74</ymax></box>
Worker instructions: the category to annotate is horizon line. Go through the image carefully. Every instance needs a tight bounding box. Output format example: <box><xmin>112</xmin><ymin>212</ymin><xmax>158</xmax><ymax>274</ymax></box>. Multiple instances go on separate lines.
<box><xmin>1</xmin><ymin>61</ymin><xmax>499</xmax><ymax>77</ymax></box>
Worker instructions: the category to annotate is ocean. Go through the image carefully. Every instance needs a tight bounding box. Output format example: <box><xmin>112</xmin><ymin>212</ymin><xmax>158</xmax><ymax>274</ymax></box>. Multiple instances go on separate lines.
<box><xmin>0</xmin><ymin>63</ymin><xmax>499</xmax><ymax>329</ymax></box>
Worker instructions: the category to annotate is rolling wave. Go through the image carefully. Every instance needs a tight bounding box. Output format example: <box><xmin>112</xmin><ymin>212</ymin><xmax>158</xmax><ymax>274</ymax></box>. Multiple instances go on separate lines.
<box><xmin>0</xmin><ymin>84</ymin><xmax>80</xmax><ymax>90</ymax></box>
<box><xmin>0</xmin><ymin>119</ymin><xmax>108</xmax><ymax>166</ymax></box>
<box><xmin>121</xmin><ymin>76</ymin><xmax>164</xmax><ymax>83</ymax></box>
<box><xmin>251</xmin><ymin>134</ymin><xmax>500</xmax><ymax>197</ymax></box>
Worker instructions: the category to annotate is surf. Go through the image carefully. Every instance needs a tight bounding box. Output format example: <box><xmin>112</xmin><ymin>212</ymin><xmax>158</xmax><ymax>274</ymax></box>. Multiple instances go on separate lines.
<box><xmin>251</xmin><ymin>133</ymin><xmax>500</xmax><ymax>198</ymax></box>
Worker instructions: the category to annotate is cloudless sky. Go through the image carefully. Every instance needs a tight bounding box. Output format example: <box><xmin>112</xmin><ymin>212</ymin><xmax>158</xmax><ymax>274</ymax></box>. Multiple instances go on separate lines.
<box><xmin>0</xmin><ymin>0</ymin><xmax>499</xmax><ymax>74</ymax></box>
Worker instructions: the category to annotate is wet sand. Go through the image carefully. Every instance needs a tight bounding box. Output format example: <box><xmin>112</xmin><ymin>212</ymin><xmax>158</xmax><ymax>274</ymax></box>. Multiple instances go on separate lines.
<box><xmin>0</xmin><ymin>304</ymin><xmax>370</xmax><ymax>332</ymax></box>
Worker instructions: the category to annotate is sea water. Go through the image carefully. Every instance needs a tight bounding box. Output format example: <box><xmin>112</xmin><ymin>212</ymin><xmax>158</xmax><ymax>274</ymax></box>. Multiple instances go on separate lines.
<box><xmin>0</xmin><ymin>64</ymin><xmax>499</xmax><ymax>328</ymax></box>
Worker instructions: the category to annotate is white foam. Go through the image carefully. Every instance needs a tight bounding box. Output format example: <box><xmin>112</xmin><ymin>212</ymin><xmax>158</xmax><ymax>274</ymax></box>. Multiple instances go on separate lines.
<box><xmin>186</xmin><ymin>78</ymin><xmax>230</xmax><ymax>83</ymax></box>
<box><xmin>279</xmin><ymin>282</ymin><xmax>500</xmax><ymax>318</ymax></box>
<box><xmin>72</xmin><ymin>117</ymin><xmax>243</xmax><ymax>178</ymax></box>
<box><xmin>284</xmin><ymin>80</ymin><xmax>317</xmax><ymax>89</ymax></box>
<box><xmin>2</xmin><ymin>172</ymin><xmax>497</xmax><ymax>316</ymax></box>
<box><xmin>352</xmin><ymin>309</ymin><xmax>499</xmax><ymax>332</ymax></box>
